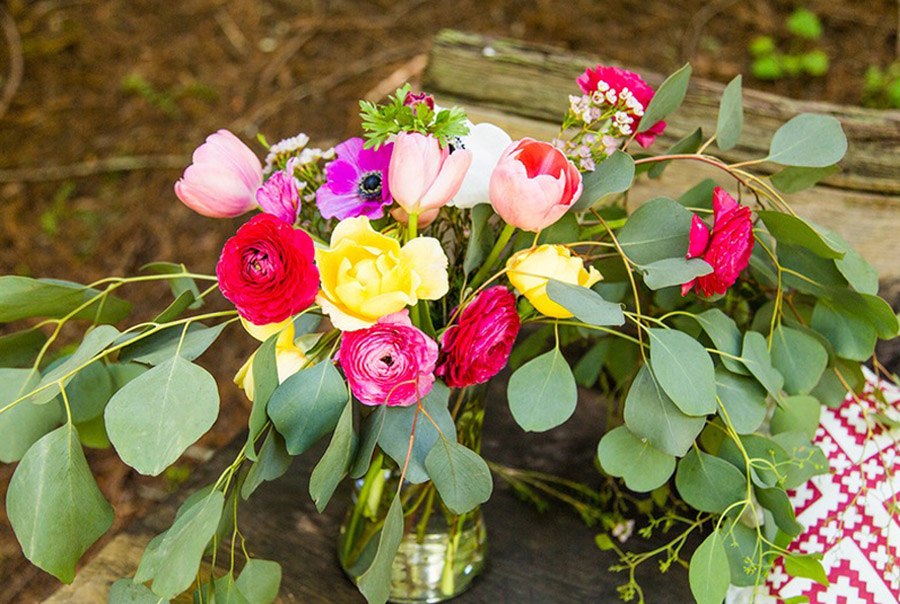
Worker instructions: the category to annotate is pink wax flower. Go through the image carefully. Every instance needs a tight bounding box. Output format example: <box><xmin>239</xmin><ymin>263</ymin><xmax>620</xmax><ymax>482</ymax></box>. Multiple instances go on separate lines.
<box><xmin>681</xmin><ymin>187</ymin><xmax>754</xmax><ymax>298</ymax></box>
<box><xmin>436</xmin><ymin>286</ymin><xmax>521</xmax><ymax>389</ymax></box>
<box><xmin>338</xmin><ymin>311</ymin><xmax>439</xmax><ymax>407</ymax></box>
<box><xmin>256</xmin><ymin>167</ymin><xmax>302</xmax><ymax>224</ymax></box>
<box><xmin>489</xmin><ymin>138</ymin><xmax>582</xmax><ymax>232</ymax></box>
<box><xmin>403</xmin><ymin>91</ymin><xmax>435</xmax><ymax>110</ymax></box>
<box><xmin>316</xmin><ymin>137</ymin><xmax>394</xmax><ymax>220</ymax></box>
<box><xmin>388</xmin><ymin>132</ymin><xmax>472</xmax><ymax>215</ymax></box>
<box><xmin>216</xmin><ymin>213</ymin><xmax>319</xmax><ymax>325</ymax></box>
<box><xmin>175</xmin><ymin>129</ymin><xmax>263</xmax><ymax>218</ymax></box>
<box><xmin>577</xmin><ymin>65</ymin><xmax>667</xmax><ymax>148</ymax></box>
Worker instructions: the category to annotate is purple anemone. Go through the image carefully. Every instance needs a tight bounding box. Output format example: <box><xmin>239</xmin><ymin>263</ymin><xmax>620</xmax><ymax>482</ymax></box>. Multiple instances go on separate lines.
<box><xmin>316</xmin><ymin>137</ymin><xmax>393</xmax><ymax>220</ymax></box>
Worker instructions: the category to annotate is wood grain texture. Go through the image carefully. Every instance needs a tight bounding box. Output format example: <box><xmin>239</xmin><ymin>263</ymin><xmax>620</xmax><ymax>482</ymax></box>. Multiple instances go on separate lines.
<box><xmin>47</xmin><ymin>377</ymin><xmax>693</xmax><ymax>603</ymax></box>
<box><xmin>424</xmin><ymin>30</ymin><xmax>900</xmax><ymax>194</ymax></box>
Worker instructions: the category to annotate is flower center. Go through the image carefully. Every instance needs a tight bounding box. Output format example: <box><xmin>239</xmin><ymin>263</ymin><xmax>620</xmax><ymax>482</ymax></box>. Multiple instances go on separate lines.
<box><xmin>358</xmin><ymin>171</ymin><xmax>383</xmax><ymax>201</ymax></box>
<box><xmin>448</xmin><ymin>136</ymin><xmax>465</xmax><ymax>153</ymax></box>
<box><xmin>380</xmin><ymin>354</ymin><xmax>394</xmax><ymax>367</ymax></box>
<box><xmin>244</xmin><ymin>247</ymin><xmax>274</xmax><ymax>278</ymax></box>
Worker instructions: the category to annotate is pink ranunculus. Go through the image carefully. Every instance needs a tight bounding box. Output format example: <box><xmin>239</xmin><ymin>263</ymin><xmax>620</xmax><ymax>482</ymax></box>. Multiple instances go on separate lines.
<box><xmin>436</xmin><ymin>286</ymin><xmax>520</xmax><ymax>389</ymax></box>
<box><xmin>216</xmin><ymin>213</ymin><xmax>319</xmax><ymax>325</ymax></box>
<box><xmin>256</xmin><ymin>168</ymin><xmax>302</xmax><ymax>224</ymax></box>
<box><xmin>175</xmin><ymin>129</ymin><xmax>263</xmax><ymax>218</ymax></box>
<box><xmin>338</xmin><ymin>311</ymin><xmax>439</xmax><ymax>407</ymax></box>
<box><xmin>577</xmin><ymin>65</ymin><xmax>667</xmax><ymax>148</ymax></box>
<box><xmin>488</xmin><ymin>138</ymin><xmax>583</xmax><ymax>232</ymax></box>
<box><xmin>681</xmin><ymin>187</ymin><xmax>754</xmax><ymax>297</ymax></box>
<box><xmin>388</xmin><ymin>132</ymin><xmax>472</xmax><ymax>214</ymax></box>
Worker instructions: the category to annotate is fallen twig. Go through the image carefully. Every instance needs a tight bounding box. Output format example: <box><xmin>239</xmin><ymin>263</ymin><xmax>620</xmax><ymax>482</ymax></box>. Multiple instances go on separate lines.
<box><xmin>0</xmin><ymin>154</ymin><xmax>189</xmax><ymax>183</ymax></box>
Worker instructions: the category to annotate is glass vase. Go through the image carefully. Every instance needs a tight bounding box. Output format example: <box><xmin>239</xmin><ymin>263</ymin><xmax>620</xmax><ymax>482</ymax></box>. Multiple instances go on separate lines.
<box><xmin>337</xmin><ymin>385</ymin><xmax>488</xmax><ymax>603</ymax></box>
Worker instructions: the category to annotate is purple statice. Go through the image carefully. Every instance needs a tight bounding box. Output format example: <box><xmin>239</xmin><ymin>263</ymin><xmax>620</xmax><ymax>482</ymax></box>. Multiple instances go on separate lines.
<box><xmin>256</xmin><ymin>165</ymin><xmax>303</xmax><ymax>224</ymax></box>
<box><xmin>316</xmin><ymin>137</ymin><xmax>393</xmax><ymax>220</ymax></box>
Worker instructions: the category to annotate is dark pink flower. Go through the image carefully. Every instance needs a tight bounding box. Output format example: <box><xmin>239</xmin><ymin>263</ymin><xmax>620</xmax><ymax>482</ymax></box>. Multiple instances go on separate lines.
<box><xmin>316</xmin><ymin>137</ymin><xmax>393</xmax><ymax>220</ymax></box>
<box><xmin>256</xmin><ymin>167</ymin><xmax>302</xmax><ymax>224</ymax></box>
<box><xmin>216</xmin><ymin>214</ymin><xmax>319</xmax><ymax>325</ymax></box>
<box><xmin>577</xmin><ymin>65</ymin><xmax>667</xmax><ymax>148</ymax></box>
<box><xmin>403</xmin><ymin>91</ymin><xmax>435</xmax><ymax>110</ymax></box>
<box><xmin>681</xmin><ymin>187</ymin><xmax>754</xmax><ymax>297</ymax></box>
<box><xmin>338</xmin><ymin>311</ymin><xmax>439</xmax><ymax>407</ymax></box>
<box><xmin>436</xmin><ymin>286</ymin><xmax>521</xmax><ymax>388</ymax></box>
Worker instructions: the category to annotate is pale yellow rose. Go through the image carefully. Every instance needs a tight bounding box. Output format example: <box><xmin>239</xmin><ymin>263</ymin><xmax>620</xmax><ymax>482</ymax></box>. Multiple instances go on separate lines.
<box><xmin>506</xmin><ymin>244</ymin><xmax>602</xmax><ymax>318</ymax></box>
<box><xmin>315</xmin><ymin>217</ymin><xmax>449</xmax><ymax>331</ymax></box>
<box><xmin>240</xmin><ymin>316</ymin><xmax>293</xmax><ymax>342</ymax></box>
<box><xmin>234</xmin><ymin>323</ymin><xmax>317</xmax><ymax>401</ymax></box>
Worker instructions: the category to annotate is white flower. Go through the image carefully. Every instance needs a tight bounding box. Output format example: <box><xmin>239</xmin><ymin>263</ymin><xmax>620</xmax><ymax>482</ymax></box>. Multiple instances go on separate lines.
<box><xmin>448</xmin><ymin>121</ymin><xmax>512</xmax><ymax>209</ymax></box>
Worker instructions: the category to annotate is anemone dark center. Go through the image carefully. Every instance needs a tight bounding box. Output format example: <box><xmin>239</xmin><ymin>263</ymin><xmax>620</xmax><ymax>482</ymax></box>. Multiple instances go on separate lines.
<box><xmin>448</xmin><ymin>136</ymin><xmax>466</xmax><ymax>153</ymax></box>
<box><xmin>358</xmin><ymin>171</ymin><xmax>383</xmax><ymax>200</ymax></box>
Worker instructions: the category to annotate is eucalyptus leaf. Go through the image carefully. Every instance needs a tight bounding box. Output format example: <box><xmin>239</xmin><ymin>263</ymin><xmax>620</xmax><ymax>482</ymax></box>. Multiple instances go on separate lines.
<box><xmin>811</xmin><ymin>300</ymin><xmax>877</xmax><ymax>361</ymax></box>
<box><xmin>351</xmin><ymin>407</ymin><xmax>386</xmax><ymax>479</ymax></box>
<box><xmin>0</xmin><ymin>328</ymin><xmax>47</xmax><ymax>367</ymax></box>
<box><xmin>235</xmin><ymin>559</ymin><xmax>282</xmax><ymax>604</ymax></box>
<box><xmin>28</xmin><ymin>325</ymin><xmax>120</xmax><ymax>406</ymax></box>
<box><xmin>108</xmin><ymin>579</ymin><xmax>169</xmax><ymax>603</ymax></box>
<box><xmin>571</xmin><ymin>151</ymin><xmax>635</xmax><ymax>211</ymax></box>
<box><xmin>741</xmin><ymin>331</ymin><xmax>784</xmax><ymax>401</ymax></box>
<box><xmin>767</xmin><ymin>113</ymin><xmax>847</xmax><ymax>167</ymax></box>
<box><xmin>212</xmin><ymin>573</ymin><xmax>250</xmax><ymax>604</ymax></box>
<box><xmin>357</xmin><ymin>494</ymin><xmax>404</xmax><ymax>604</ymax></box>
<box><xmin>694</xmin><ymin>309</ymin><xmax>748</xmax><ymax>375</ymax></box>
<box><xmin>246</xmin><ymin>334</ymin><xmax>279</xmax><ymax>461</ymax></box>
<box><xmin>141</xmin><ymin>261</ymin><xmax>202</xmax><ymax>309</ymax></box>
<box><xmin>638</xmin><ymin>63</ymin><xmax>692</xmax><ymax>133</ymax></box>
<box><xmin>623</xmin><ymin>365</ymin><xmax>706</xmax><ymax>457</ymax></box>
<box><xmin>597</xmin><ymin>425</ymin><xmax>675</xmax><ymax>492</ymax></box>
<box><xmin>648</xmin><ymin>328</ymin><xmax>717</xmax><ymax>416</ymax></box>
<box><xmin>757</xmin><ymin>211</ymin><xmax>844</xmax><ymax>259</ymax></box>
<box><xmin>105</xmin><ymin>356</ymin><xmax>220</xmax><ymax>476</ymax></box>
<box><xmin>677</xmin><ymin>178</ymin><xmax>716</xmax><ymax>210</ymax></box>
<box><xmin>507</xmin><ymin>346</ymin><xmax>578</xmax><ymax>432</ymax></box>
<box><xmin>0</xmin><ymin>368</ymin><xmax>62</xmax><ymax>463</ymax></box>
<box><xmin>756</xmin><ymin>486</ymin><xmax>803</xmax><ymax>536</ymax></box>
<box><xmin>463</xmin><ymin>204</ymin><xmax>494</xmax><ymax>274</ymax></box>
<box><xmin>573</xmin><ymin>339</ymin><xmax>611</xmax><ymax>388</ymax></box>
<box><xmin>715</xmin><ymin>367</ymin><xmax>767</xmax><ymax>434</ymax></box>
<box><xmin>378</xmin><ymin>383</ymin><xmax>456</xmax><ymax>484</ymax></box>
<box><xmin>7</xmin><ymin>424</ymin><xmax>114</xmax><ymax>583</ymax></box>
<box><xmin>675</xmin><ymin>449</ymin><xmax>746</xmax><ymax>513</ymax></box>
<box><xmin>617</xmin><ymin>197</ymin><xmax>693</xmax><ymax>264</ymax></box>
<box><xmin>0</xmin><ymin>276</ymin><xmax>131</xmax><ymax>324</ymax></box>
<box><xmin>784</xmin><ymin>553</ymin><xmax>829</xmax><ymax>587</ymax></box>
<box><xmin>770</xmin><ymin>165</ymin><xmax>839</xmax><ymax>193</ymax></box>
<box><xmin>771</xmin><ymin>395</ymin><xmax>821</xmax><ymax>439</ymax></box>
<box><xmin>638</xmin><ymin>258</ymin><xmax>712</xmax><ymax>290</ymax></box>
<box><xmin>120</xmin><ymin>322</ymin><xmax>227</xmax><ymax>366</ymax></box>
<box><xmin>545</xmin><ymin>280</ymin><xmax>625</xmax><ymax>327</ymax></box>
<box><xmin>268</xmin><ymin>361</ymin><xmax>349</xmax><ymax>456</ymax></box>
<box><xmin>425</xmin><ymin>439</ymin><xmax>493</xmax><ymax>514</ymax></box>
<box><xmin>690</xmin><ymin>530</ymin><xmax>731</xmax><ymax>604</ymax></box>
<box><xmin>770</xmin><ymin>325</ymin><xmax>828</xmax><ymax>394</ymax></box>
<box><xmin>648</xmin><ymin>128</ymin><xmax>702</xmax><ymax>178</ymax></box>
<box><xmin>309</xmin><ymin>401</ymin><xmax>358</xmax><ymax>512</ymax></box>
<box><xmin>716</xmin><ymin>75</ymin><xmax>743</xmax><ymax>151</ymax></box>
<box><xmin>64</xmin><ymin>361</ymin><xmax>114</xmax><ymax>423</ymax></box>
<box><xmin>241</xmin><ymin>429</ymin><xmax>292</xmax><ymax>500</ymax></box>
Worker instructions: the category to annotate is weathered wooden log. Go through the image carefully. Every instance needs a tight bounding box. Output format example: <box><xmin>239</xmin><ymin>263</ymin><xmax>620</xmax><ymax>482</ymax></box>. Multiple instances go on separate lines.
<box><xmin>423</xmin><ymin>30</ymin><xmax>900</xmax><ymax>282</ymax></box>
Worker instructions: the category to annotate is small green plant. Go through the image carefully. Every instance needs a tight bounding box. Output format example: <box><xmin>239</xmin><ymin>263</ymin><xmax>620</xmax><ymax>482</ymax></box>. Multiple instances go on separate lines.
<box><xmin>863</xmin><ymin>61</ymin><xmax>900</xmax><ymax>109</ymax></box>
<box><xmin>749</xmin><ymin>8</ymin><xmax>829</xmax><ymax>81</ymax></box>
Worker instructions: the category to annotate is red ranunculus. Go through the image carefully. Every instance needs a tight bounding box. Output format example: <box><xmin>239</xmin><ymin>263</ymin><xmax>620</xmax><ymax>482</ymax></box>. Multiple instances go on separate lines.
<box><xmin>681</xmin><ymin>187</ymin><xmax>754</xmax><ymax>297</ymax></box>
<box><xmin>216</xmin><ymin>213</ymin><xmax>319</xmax><ymax>325</ymax></box>
<box><xmin>436</xmin><ymin>286</ymin><xmax>521</xmax><ymax>388</ymax></box>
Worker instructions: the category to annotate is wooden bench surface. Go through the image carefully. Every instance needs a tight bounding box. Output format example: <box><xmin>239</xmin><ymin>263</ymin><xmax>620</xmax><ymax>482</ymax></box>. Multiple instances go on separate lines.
<box><xmin>47</xmin><ymin>376</ymin><xmax>693</xmax><ymax>603</ymax></box>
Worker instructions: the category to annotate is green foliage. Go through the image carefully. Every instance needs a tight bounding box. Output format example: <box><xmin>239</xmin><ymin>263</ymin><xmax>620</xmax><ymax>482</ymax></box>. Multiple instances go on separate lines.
<box><xmin>507</xmin><ymin>345</ymin><xmax>578</xmax><ymax>432</ymax></box>
<box><xmin>0</xmin><ymin>276</ymin><xmax>131</xmax><ymax>324</ymax></box>
<box><xmin>638</xmin><ymin>63</ymin><xmax>692</xmax><ymax>132</ymax></box>
<box><xmin>689</xmin><ymin>530</ymin><xmax>731</xmax><ymax>604</ymax></box>
<box><xmin>716</xmin><ymin>75</ymin><xmax>743</xmax><ymax>150</ymax></box>
<box><xmin>597</xmin><ymin>426</ymin><xmax>675</xmax><ymax>492</ymax></box>
<box><xmin>749</xmin><ymin>9</ymin><xmax>828</xmax><ymax>81</ymax></box>
<box><xmin>7</xmin><ymin>424</ymin><xmax>114</xmax><ymax>582</ymax></box>
<box><xmin>359</xmin><ymin>84</ymin><xmax>469</xmax><ymax>148</ymax></box>
<box><xmin>545</xmin><ymin>280</ymin><xmax>625</xmax><ymax>326</ymax></box>
<box><xmin>425</xmin><ymin>439</ymin><xmax>493</xmax><ymax>514</ymax></box>
<box><xmin>309</xmin><ymin>401</ymin><xmax>358</xmax><ymax>512</ymax></box>
<box><xmin>675</xmin><ymin>449</ymin><xmax>746</xmax><ymax>513</ymax></box>
<box><xmin>105</xmin><ymin>356</ymin><xmax>219</xmax><ymax>476</ymax></box>
<box><xmin>647</xmin><ymin>328</ymin><xmax>717</xmax><ymax>416</ymax></box>
<box><xmin>617</xmin><ymin>197</ymin><xmax>693</xmax><ymax>265</ymax></box>
<box><xmin>766</xmin><ymin>114</ymin><xmax>847</xmax><ymax>168</ymax></box>
<box><xmin>571</xmin><ymin>151</ymin><xmax>635</xmax><ymax>212</ymax></box>
<box><xmin>357</xmin><ymin>494</ymin><xmax>404</xmax><ymax>604</ymax></box>
<box><xmin>241</xmin><ymin>429</ymin><xmax>292</xmax><ymax>500</ymax></box>
<box><xmin>862</xmin><ymin>61</ymin><xmax>900</xmax><ymax>108</ymax></box>
<box><xmin>786</xmin><ymin>8</ymin><xmax>823</xmax><ymax>40</ymax></box>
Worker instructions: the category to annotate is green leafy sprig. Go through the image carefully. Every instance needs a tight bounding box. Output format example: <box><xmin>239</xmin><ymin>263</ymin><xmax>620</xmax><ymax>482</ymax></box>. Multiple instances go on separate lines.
<box><xmin>359</xmin><ymin>84</ymin><xmax>469</xmax><ymax>149</ymax></box>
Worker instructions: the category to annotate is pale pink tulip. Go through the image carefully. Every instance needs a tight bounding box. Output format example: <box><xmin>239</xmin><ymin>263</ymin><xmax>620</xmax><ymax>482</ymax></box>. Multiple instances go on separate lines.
<box><xmin>488</xmin><ymin>138</ymin><xmax>583</xmax><ymax>232</ymax></box>
<box><xmin>175</xmin><ymin>129</ymin><xmax>263</xmax><ymax>218</ymax></box>
<box><xmin>388</xmin><ymin>132</ymin><xmax>471</xmax><ymax>214</ymax></box>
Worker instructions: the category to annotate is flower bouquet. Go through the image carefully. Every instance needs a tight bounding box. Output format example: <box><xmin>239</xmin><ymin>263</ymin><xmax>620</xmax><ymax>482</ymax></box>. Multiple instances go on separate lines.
<box><xmin>1</xmin><ymin>61</ymin><xmax>896</xmax><ymax>604</ymax></box>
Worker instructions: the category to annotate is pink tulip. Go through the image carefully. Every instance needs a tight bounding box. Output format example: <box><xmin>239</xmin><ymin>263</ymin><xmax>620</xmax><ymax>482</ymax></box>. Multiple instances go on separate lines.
<box><xmin>388</xmin><ymin>132</ymin><xmax>472</xmax><ymax>214</ymax></box>
<box><xmin>175</xmin><ymin>129</ymin><xmax>263</xmax><ymax>218</ymax></box>
<box><xmin>488</xmin><ymin>138</ymin><xmax>583</xmax><ymax>232</ymax></box>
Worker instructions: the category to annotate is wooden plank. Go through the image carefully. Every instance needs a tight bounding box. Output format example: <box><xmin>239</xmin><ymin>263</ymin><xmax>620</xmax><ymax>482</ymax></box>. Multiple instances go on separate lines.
<box><xmin>47</xmin><ymin>377</ymin><xmax>692</xmax><ymax>603</ymax></box>
<box><xmin>424</xmin><ymin>30</ymin><xmax>900</xmax><ymax>194</ymax></box>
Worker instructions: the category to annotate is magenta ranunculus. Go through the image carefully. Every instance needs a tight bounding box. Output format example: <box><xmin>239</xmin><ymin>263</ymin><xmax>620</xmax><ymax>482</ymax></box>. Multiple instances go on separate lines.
<box><xmin>216</xmin><ymin>213</ymin><xmax>319</xmax><ymax>325</ymax></box>
<box><xmin>316</xmin><ymin>137</ymin><xmax>393</xmax><ymax>220</ymax></box>
<box><xmin>175</xmin><ymin>129</ymin><xmax>263</xmax><ymax>218</ymax></box>
<box><xmin>436</xmin><ymin>286</ymin><xmax>520</xmax><ymax>389</ymax></box>
<box><xmin>681</xmin><ymin>187</ymin><xmax>754</xmax><ymax>297</ymax></box>
<box><xmin>256</xmin><ymin>166</ymin><xmax>302</xmax><ymax>224</ymax></box>
<box><xmin>577</xmin><ymin>65</ymin><xmax>667</xmax><ymax>148</ymax></box>
<box><xmin>338</xmin><ymin>311</ymin><xmax>439</xmax><ymax>407</ymax></box>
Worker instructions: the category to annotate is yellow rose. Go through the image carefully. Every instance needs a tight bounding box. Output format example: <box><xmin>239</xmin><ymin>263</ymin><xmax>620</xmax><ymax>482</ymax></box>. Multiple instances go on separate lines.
<box><xmin>240</xmin><ymin>316</ymin><xmax>293</xmax><ymax>342</ymax></box>
<box><xmin>234</xmin><ymin>323</ymin><xmax>315</xmax><ymax>401</ymax></box>
<box><xmin>315</xmin><ymin>217</ymin><xmax>449</xmax><ymax>330</ymax></box>
<box><xmin>506</xmin><ymin>244</ymin><xmax>602</xmax><ymax>318</ymax></box>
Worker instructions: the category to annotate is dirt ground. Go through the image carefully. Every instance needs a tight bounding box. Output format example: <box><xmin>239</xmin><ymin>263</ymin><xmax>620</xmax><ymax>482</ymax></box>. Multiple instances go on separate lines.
<box><xmin>0</xmin><ymin>0</ymin><xmax>897</xmax><ymax>601</ymax></box>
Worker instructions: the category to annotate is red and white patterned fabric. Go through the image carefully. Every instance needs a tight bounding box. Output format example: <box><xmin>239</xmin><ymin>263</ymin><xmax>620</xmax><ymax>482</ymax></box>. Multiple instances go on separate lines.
<box><xmin>728</xmin><ymin>369</ymin><xmax>900</xmax><ymax>604</ymax></box>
